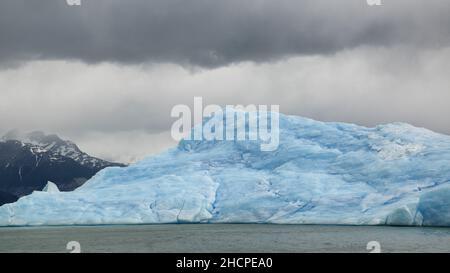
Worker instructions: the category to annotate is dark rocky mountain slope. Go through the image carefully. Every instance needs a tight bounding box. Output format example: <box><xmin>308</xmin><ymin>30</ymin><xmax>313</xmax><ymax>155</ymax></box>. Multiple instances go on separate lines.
<box><xmin>0</xmin><ymin>131</ymin><xmax>125</xmax><ymax>205</ymax></box>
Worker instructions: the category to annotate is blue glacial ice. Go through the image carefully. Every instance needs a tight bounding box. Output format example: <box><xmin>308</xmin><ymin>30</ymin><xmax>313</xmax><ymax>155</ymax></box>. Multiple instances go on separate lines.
<box><xmin>1</xmin><ymin>110</ymin><xmax>450</xmax><ymax>226</ymax></box>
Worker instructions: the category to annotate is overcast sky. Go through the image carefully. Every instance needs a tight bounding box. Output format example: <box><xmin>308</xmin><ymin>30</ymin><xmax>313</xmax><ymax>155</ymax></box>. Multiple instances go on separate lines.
<box><xmin>1</xmin><ymin>0</ymin><xmax>450</xmax><ymax>163</ymax></box>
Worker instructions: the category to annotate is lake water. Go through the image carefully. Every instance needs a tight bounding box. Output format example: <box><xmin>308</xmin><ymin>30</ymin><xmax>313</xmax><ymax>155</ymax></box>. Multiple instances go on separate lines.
<box><xmin>0</xmin><ymin>224</ymin><xmax>449</xmax><ymax>253</ymax></box>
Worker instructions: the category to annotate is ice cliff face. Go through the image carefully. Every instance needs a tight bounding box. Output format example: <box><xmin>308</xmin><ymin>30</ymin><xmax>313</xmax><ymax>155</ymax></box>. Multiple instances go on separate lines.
<box><xmin>1</xmin><ymin>111</ymin><xmax>450</xmax><ymax>226</ymax></box>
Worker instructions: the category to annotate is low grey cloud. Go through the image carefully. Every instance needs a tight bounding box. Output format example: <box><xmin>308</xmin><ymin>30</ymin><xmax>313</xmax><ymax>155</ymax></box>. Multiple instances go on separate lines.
<box><xmin>0</xmin><ymin>0</ymin><xmax>449</xmax><ymax>67</ymax></box>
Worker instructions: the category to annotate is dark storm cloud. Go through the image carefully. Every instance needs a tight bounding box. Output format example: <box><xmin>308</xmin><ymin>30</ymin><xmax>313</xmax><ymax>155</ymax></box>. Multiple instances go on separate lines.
<box><xmin>0</xmin><ymin>0</ymin><xmax>449</xmax><ymax>67</ymax></box>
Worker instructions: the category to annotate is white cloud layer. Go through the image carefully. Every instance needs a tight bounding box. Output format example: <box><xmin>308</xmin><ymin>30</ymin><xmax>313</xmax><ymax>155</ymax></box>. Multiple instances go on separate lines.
<box><xmin>1</xmin><ymin>45</ymin><xmax>450</xmax><ymax>162</ymax></box>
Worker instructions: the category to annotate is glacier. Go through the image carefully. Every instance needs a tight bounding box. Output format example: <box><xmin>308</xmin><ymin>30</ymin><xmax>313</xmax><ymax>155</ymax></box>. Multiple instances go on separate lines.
<box><xmin>1</xmin><ymin>110</ymin><xmax>450</xmax><ymax>226</ymax></box>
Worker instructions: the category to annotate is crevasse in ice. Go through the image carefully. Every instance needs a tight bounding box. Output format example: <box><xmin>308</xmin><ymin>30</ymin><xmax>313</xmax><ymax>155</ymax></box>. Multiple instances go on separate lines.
<box><xmin>1</xmin><ymin>110</ymin><xmax>450</xmax><ymax>226</ymax></box>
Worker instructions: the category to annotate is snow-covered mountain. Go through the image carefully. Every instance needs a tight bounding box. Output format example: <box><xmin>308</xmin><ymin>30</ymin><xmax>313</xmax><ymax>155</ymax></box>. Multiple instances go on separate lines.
<box><xmin>2</xmin><ymin>130</ymin><xmax>115</xmax><ymax>168</ymax></box>
<box><xmin>1</xmin><ymin>111</ymin><xmax>450</xmax><ymax>226</ymax></box>
<box><xmin>0</xmin><ymin>131</ymin><xmax>125</xmax><ymax>205</ymax></box>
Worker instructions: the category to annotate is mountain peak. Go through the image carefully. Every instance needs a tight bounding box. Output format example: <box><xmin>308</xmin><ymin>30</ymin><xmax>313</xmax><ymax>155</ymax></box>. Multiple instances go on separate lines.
<box><xmin>3</xmin><ymin>130</ymin><xmax>66</xmax><ymax>146</ymax></box>
<box><xmin>0</xmin><ymin>130</ymin><xmax>118</xmax><ymax>168</ymax></box>
<box><xmin>0</xmin><ymin>130</ymin><xmax>126</xmax><ymax>206</ymax></box>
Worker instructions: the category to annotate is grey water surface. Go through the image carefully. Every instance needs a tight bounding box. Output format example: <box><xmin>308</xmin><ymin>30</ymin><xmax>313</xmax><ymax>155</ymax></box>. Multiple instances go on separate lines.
<box><xmin>0</xmin><ymin>224</ymin><xmax>449</xmax><ymax>253</ymax></box>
